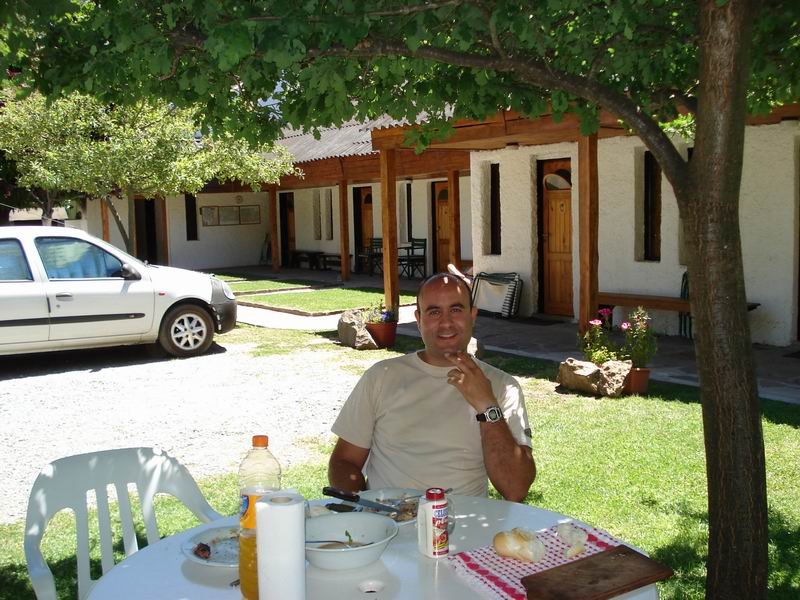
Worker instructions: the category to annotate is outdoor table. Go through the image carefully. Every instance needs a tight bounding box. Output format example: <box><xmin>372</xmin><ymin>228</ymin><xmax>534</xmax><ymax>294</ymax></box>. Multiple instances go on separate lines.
<box><xmin>86</xmin><ymin>495</ymin><xmax>658</xmax><ymax>600</ymax></box>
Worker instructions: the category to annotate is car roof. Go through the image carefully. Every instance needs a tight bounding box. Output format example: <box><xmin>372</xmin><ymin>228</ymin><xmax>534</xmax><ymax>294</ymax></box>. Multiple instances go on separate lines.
<box><xmin>0</xmin><ymin>225</ymin><xmax>92</xmax><ymax>240</ymax></box>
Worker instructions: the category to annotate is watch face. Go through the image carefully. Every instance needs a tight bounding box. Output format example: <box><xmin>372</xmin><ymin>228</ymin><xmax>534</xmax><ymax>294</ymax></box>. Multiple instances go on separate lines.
<box><xmin>486</xmin><ymin>406</ymin><xmax>503</xmax><ymax>422</ymax></box>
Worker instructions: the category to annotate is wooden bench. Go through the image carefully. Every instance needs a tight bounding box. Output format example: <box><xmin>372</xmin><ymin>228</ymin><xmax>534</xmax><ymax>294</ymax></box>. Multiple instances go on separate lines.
<box><xmin>320</xmin><ymin>253</ymin><xmax>351</xmax><ymax>270</ymax></box>
<box><xmin>597</xmin><ymin>292</ymin><xmax>759</xmax><ymax>313</ymax></box>
<box><xmin>290</xmin><ymin>250</ymin><xmax>324</xmax><ymax>270</ymax></box>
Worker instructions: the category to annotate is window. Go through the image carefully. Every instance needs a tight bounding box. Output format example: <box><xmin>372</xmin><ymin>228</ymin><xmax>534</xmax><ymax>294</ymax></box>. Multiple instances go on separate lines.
<box><xmin>406</xmin><ymin>182</ymin><xmax>413</xmax><ymax>241</ymax></box>
<box><xmin>312</xmin><ymin>190</ymin><xmax>322</xmax><ymax>240</ymax></box>
<box><xmin>324</xmin><ymin>189</ymin><xmax>334</xmax><ymax>240</ymax></box>
<box><xmin>185</xmin><ymin>194</ymin><xmax>198</xmax><ymax>241</ymax></box>
<box><xmin>35</xmin><ymin>237</ymin><xmax>123</xmax><ymax>279</ymax></box>
<box><xmin>397</xmin><ymin>183</ymin><xmax>411</xmax><ymax>244</ymax></box>
<box><xmin>678</xmin><ymin>147</ymin><xmax>693</xmax><ymax>266</ymax></box>
<box><xmin>489</xmin><ymin>163</ymin><xmax>501</xmax><ymax>255</ymax></box>
<box><xmin>199</xmin><ymin>205</ymin><xmax>260</xmax><ymax>226</ymax></box>
<box><xmin>0</xmin><ymin>239</ymin><xmax>32</xmax><ymax>281</ymax></box>
<box><xmin>642</xmin><ymin>151</ymin><xmax>662</xmax><ymax>261</ymax></box>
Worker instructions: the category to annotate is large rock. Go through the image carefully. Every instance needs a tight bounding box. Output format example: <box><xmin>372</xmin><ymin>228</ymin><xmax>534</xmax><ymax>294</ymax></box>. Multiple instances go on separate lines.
<box><xmin>338</xmin><ymin>309</ymin><xmax>378</xmax><ymax>350</ymax></box>
<box><xmin>597</xmin><ymin>360</ymin><xmax>633</xmax><ymax>397</ymax></box>
<box><xmin>556</xmin><ymin>358</ymin><xmax>632</xmax><ymax>397</ymax></box>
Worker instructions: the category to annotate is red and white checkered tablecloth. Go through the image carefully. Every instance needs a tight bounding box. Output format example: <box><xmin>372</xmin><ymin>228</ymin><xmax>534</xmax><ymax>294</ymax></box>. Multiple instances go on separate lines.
<box><xmin>447</xmin><ymin>523</ymin><xmax>622</xmax><ymax>600</ymax></box>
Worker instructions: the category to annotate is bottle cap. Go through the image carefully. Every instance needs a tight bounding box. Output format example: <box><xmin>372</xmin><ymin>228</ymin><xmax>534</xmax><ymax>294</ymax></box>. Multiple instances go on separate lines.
<box><xmin>425</xmin><ymin>487</ymin><xmax>446</xmax><ymax>500</ymax></box>
<box><xmin>252</xmin><ymin>434</ymin><xmax>269</xmax><ymax>448</ymax></box>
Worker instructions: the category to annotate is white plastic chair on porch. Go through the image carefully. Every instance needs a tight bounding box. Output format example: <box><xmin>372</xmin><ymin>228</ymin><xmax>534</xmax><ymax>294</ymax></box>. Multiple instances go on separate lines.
<box><xmin>24</xmin><ymin>447</ymin><xmax>223</xmax><ymax>600</ymax></box>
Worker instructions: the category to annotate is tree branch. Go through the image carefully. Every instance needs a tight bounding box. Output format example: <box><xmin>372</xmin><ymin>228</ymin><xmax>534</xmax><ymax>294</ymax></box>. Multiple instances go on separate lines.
<box><xmin>309</xmin><ymin>38</ymin><xmax>688</xmax><ymax>194</ymax></box>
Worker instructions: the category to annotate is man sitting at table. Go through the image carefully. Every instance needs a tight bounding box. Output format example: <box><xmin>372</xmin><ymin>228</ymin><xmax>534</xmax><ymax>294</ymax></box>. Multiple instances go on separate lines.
<box><xmin>328</xmin><ymin>273</ymin><xmax>536</xmax><ymax>502</ymax></box>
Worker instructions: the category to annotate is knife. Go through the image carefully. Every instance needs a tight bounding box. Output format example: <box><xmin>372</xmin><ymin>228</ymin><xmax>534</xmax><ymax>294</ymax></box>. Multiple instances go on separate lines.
<box><xmin>322</xmin><ymin>487</ymin><xmax>399</xmax><ymax>514</ymax></box>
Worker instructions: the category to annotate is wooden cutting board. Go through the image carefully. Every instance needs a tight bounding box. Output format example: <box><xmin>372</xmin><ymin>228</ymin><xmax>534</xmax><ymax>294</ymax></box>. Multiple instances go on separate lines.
<box><xmin>521</xmin><ymin>545</ymin><xmax>673</xmax><ymax>599</ymax></box>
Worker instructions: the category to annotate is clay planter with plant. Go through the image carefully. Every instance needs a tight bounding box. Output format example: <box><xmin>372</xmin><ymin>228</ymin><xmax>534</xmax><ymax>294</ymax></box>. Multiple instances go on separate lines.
<box><xmin>364</xmin><ymin>302</ymin><xmax>398</xmax><ymax>348</ymax></box>
<box><xmin>619</xmin><ymin>307</ymin><xmax>658</xmax><ymax>394</ymax></box>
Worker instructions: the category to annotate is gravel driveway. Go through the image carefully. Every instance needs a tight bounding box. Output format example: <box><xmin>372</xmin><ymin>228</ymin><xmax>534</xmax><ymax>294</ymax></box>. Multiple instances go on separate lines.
<box><xmin>0</xmin><ymin>340</ymin><xmax>361</xmax><ymax>525</ymax></box>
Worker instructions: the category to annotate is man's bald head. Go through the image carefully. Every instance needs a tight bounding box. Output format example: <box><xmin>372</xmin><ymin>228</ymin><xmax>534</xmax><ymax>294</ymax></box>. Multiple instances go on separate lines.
<box><xmin>416</xmin><ymin>273</ymin><xmax>473</xmax><ymax>310</ymax></box>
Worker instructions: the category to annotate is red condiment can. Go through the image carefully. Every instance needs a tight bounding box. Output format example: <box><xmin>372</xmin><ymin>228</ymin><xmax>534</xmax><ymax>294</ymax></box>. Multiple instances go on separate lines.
<box><xmin>417</xmin><ymin>487</ymin><xmax>449</xmax><ymax>558</ymax></box>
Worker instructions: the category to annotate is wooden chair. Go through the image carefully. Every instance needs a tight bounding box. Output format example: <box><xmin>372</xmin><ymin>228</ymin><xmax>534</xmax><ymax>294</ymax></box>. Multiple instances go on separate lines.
<box><xmin>399</xmin><ymin>238</ymin><xmax>427</xmax><ymax>279</ymax></box>
<box><xmin>357</xmin><ymin>238</ymin><xmax>383</xmax><ymax>275</ymax></box>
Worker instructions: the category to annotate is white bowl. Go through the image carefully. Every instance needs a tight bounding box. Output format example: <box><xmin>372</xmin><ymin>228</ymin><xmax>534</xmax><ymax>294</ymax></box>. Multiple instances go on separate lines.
<box><xmin>305</xmin><ymin>512</ymin><xmax>399</xmax><ymax>570</ymax></box>
<box><xmin>360</xmin><ymin>488</ymin><xmax>422</xmax><ymax>525</ymax></box>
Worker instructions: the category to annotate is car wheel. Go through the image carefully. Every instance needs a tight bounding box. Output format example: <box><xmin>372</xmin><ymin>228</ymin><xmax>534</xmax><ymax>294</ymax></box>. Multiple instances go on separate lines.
<box><xmin>158</xmin><ymin>305</ymin><xmax>214</xmax><ymax>357</ymax></box>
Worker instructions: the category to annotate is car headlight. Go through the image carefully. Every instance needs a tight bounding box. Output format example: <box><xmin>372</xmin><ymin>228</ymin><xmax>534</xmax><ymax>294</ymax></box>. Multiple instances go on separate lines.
<box><xmin>220</xmin><ymin>280</ymin><xmax>236</xmax><ymax>300</ymax></box>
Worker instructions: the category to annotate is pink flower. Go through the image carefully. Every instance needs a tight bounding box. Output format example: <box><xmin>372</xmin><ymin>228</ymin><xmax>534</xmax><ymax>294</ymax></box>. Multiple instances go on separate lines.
<box><xmin>621</xmin><ymin>322</ymin><xmax>631</xmax><ymax>331</ymax></box>
<box><xmin>598</xmin><ymin>308</ymin><xmax>613</xmax><ymax>317</ymax></box>
<box><xmin>589</xmin><ymin>319</ymin><xmax>603</xmax><ymax>326</ymax></box>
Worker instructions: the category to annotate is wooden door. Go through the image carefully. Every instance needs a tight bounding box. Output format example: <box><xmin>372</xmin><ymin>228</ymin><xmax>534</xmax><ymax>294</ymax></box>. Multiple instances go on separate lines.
<box><xmin>540</xmin><ymin>160</ymin><xmax>573</xmax><ymax>316</ymax></box>
<box><xmin>360</xmin><ymin>189</ymin><xmax>373</xmax><ymax>244</ymax></box>
<box><xmin>433</xmin><ymin>181</ymin><xmax>450</xmax><ymax>273</ymax></box>
<box><xmin>279</xmin><ymin>192</ymin><xmax>295</xmax><ymax>267</ymax></box>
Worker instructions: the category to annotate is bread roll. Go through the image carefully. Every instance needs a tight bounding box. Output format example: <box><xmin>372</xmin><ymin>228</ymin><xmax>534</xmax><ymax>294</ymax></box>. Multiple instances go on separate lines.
<box><xmin>556</xmin><ymin>522</ymin><xmax>588</xmax><ymax>547</ymax></box>
<box><xmin>493</xmin><ymin>528</ymin><xmax>546</xmax><ymax>562</ymax></box>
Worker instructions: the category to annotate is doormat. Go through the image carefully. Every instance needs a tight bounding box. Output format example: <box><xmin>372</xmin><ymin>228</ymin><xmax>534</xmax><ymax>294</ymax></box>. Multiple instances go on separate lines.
<box><xmin>784</xmin><ymin>350</ymin><xmax>800</xmax><ymax>359</ymax></box>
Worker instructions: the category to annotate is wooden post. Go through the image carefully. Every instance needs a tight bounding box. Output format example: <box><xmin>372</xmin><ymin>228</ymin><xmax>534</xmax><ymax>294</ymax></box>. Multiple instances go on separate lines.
<box><xmin>101</xmin><ymin>197</ymin><xmax>110</xmax><ymax>241</ymax></box>
<box><xmin>338</xmin><ymin>180</ymin><xmax>351</xmax><ymax>281</ymax></box>
<box><xmin>269</xmin><ymin>187</ymin><xmax>280</xmax><ymax>273</ymax></box>
<box><xmin>447</xmin><ymin>170</ymin><xmax>462</xmax><ymax>270</ymax></box>
<box><xmin>578</xmin><ymin>134</ymin><xmax>599</xmax><ymax>333</ymax></box>
<box><xmin>380</xmin><ymin>149</ymin><xmax>399</xmax><ymax>314</ymax></box>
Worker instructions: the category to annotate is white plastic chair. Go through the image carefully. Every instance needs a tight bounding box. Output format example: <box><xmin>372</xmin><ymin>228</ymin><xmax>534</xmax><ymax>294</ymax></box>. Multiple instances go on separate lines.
<box><xmin>24</xmin><ymin>447</ymin><xmax>223</xmax><ymax>600</ymax></box>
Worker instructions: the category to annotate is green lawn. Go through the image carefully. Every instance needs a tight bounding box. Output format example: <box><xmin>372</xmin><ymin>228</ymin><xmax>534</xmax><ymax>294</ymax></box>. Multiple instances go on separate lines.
<box><xmin>241</xmin><ymin>287</ymin><xmax>416</xmax><ymax>314</ymax></box>
<box><xmin>228</xmin><ymin>278</ymin><xmax>323</xmax><ymax>293</ymax></box>
<box><xmin>1</xmin><ymin>329</ymin><xmax>797</xmax><ymax>600</ymax></box>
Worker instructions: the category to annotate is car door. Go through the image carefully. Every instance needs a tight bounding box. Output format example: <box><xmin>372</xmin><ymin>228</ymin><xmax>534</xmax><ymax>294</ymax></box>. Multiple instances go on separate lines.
<box><xmin>0</xmin><ymin>237</ymin><xmax>49</xmax><ymax>346</ymax></box>
<box><xmin>34</xmin><ymin>235</ymin><xmax>156</xmax><ymax>341</ymax></box>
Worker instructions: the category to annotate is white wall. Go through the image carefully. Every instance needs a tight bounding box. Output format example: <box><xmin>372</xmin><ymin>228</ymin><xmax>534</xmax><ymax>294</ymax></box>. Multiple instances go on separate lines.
<box><xmin>169</xmin><ymin>192</ymin><xmax>269</xmax><ymax>270</ymax></box>
<box><xmin>470</xmin><ymin>121</ymin><xmax>800</xmax><ymax>346</ymax></box>
<box><xmin>471</xmin><ymin>143</ymin><xmax>576</xmax><ymax>316</ymax></box>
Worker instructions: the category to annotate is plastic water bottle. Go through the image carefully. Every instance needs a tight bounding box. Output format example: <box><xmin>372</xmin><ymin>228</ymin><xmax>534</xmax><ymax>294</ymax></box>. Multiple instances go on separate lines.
<box><xmin>238</xmin><ymin>434</ymin><xmax>281</xmax><ymax>600</ymax></box>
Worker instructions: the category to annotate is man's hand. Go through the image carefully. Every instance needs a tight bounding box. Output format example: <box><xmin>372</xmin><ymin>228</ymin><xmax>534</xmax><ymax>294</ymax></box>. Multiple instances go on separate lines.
<box><xmin>445</xmin><ymin>351</ymin><xmax>497</xmax><ymax>412</ymax></box>
<box><xmin>446</xmin><ymin>351</ymin><xmax>536</xmax><ymax>502</ymax></box>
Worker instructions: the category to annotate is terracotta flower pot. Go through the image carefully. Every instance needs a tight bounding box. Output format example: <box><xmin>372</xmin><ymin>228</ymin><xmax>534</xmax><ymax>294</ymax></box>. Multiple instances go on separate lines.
<box><xmin>365</xmin><ymin>322</ymin><xmax>397</xmax><ymax>348</ymax></box>
<box><xmin>624</xmin><ymin>367</ymin><xmax>651</xmax><ymax>395</ymax></box>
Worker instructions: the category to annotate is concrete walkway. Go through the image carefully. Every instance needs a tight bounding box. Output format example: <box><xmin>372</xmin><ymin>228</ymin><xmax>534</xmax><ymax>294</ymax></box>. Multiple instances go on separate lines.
<box><xmin>231</xmin><ymin>268</ymin><xmax>800</xmax><ymax>405</ymax></box>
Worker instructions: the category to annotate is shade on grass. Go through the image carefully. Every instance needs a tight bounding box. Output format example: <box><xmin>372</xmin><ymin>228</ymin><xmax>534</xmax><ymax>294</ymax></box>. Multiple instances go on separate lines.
<box><xmin>1</xmin><ymin>330</ymin><xmax>797</xmax><ymax>600</ymax></box>
<box><xmin>243</xmin><ymin>287</ymin><xmax>416</xmax><ymax>314</ymax></box>
<box><xmin>228</xmin><ymin>278</ymin><xmax>322</xmax><ymax>293</ymax></box>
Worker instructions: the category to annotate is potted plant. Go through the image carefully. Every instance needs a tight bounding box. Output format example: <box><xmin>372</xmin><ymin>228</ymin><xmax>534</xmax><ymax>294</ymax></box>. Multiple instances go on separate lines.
<box><xmin>578</xmin><ymin>308</ymin><xmax>618</xmax><ymax>365</ymax></box>
<box><xmin>619</xmin><ymin>306</ymin><xmax>658</xmax><ymax>394</ymax></box>
<box><xmin>364</xmin><ymin>302</ymin><xmax>398</xmax><ymax>348</ymax></box>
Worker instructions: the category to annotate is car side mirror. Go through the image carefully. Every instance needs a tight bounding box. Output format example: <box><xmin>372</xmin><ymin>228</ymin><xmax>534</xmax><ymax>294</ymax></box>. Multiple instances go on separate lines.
<box><xmin>120</xmin><ymin>263</ymin><xmax>141</xmax><ymax>280</ymax></box>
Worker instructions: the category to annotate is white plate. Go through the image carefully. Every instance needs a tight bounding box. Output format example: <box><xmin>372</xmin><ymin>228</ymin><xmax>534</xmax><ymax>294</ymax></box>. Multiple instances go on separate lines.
<box><xmin>180</xmin><ymin>525</ymin><xmax>239</xmax><ymax>568</ymax></box>
<box><xmin>360</xmin><ymin>488</ymin><xmax>423</xmax><ymax>525</ymax></box>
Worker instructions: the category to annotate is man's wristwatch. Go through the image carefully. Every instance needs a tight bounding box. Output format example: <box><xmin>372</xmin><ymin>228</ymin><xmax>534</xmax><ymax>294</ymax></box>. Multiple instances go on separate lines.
<box><xmin>476</xmin><ymin>406</ymin><xmax>504</xmax><ymax>423</ymax></box>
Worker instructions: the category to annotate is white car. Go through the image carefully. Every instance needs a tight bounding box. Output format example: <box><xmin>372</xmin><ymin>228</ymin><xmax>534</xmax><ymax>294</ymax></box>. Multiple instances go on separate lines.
<box><xmin>0</xmin><ymin>226</ymin><xmax>237</xmax><ymax>357</ymax></box>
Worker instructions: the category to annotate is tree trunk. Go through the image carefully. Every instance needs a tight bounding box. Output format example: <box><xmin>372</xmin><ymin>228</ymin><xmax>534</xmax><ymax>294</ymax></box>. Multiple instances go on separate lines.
<box><xmin>679</xmin><ymin>1</ymin><xmax>768</xmax><ymax>597</ymax></box>
<box><xmin>124</xmin><ymin>187</ymin><xmax>136</xmax><ymax>254</ymax></box>
<box><xmin>102</xmin><ymin>195</ymin><xmax>131</xmax><ymax>251</ymax></box>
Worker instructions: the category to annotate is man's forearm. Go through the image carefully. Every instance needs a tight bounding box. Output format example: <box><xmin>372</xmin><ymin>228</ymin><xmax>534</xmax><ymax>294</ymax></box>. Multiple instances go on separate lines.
<box><xmin>327</xmin><ymin>458</ymin><xmax>367</xmax><ymax>492</ymax></box>
<box><xmin>480</xmin><ymin>422</ymin><xmax>536</xmax><ymax>502</ymax></box>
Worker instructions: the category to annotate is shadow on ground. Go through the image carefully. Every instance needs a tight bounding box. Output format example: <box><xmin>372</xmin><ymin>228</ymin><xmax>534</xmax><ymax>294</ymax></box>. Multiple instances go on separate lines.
<box><xmin>0</xmin><ymin>342</ymin><xmax>228</xmax><ymax>382</ymax></box>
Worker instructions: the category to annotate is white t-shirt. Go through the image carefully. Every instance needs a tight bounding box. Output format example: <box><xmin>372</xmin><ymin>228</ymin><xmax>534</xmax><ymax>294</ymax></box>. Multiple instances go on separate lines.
<box><xmin>332</xmin><ymin>351</ymin><xmax>532</xmax><ymax>497</ymax></box>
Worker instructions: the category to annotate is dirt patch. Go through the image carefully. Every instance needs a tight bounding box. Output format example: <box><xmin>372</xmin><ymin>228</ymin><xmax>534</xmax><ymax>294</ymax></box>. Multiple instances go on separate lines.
<box><xmin>0</xmin><ymin>342</ymin><xmax>360</xmax><ymax>525</ymax></box>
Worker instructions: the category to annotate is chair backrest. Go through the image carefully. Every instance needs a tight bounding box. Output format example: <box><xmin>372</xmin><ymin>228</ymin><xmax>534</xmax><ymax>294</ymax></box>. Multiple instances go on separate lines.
<box><xmin>410</xmin><ymin>238</ymin><xmax>427</xmax><ymax>255</ymax></box>
<box><xmin>25</xmin><ymin>447</ymin><xmax>223</xmax><ymax>600</ymax></box>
